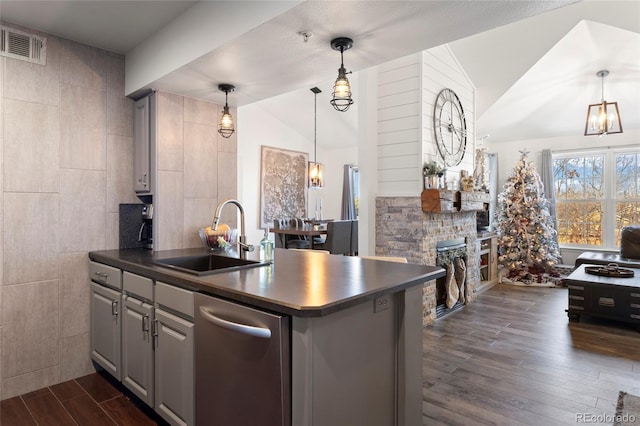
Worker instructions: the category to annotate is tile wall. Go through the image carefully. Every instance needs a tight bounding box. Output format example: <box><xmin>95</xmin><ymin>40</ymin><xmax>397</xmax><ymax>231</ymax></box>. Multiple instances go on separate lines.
<box><xmin>0</xmin><ymin>24</ymin><xmax>137</xmax><ymax>399</ymax></box>
<box><xmin>0</xmin><ymin>24</ymin><xmax>237</xmax><ymax>399</ymax></box>
<box><xmin>154</xmin><ymin>92</ymin><xmax>238</xmax><ymax>251</ymax></box>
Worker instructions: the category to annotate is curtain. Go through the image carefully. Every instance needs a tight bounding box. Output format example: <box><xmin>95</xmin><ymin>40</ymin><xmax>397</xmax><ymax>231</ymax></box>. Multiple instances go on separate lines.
<box><xmin>488</xmin><ymin>153</ymin><xmax>498</xmax><ymax>230</ymax></box>
<box><xmin>341</xmin><ymin>164</ymin><xmax>357</xmax><ymax>220</ymax></box>
<box><xmin>541</xmin><ymin>149</ymin><xmax>562</xmax><ymax>262</ymax></box>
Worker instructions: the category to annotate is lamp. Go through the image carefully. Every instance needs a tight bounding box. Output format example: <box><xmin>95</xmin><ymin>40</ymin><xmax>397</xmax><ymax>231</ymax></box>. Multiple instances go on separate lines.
<box><xmin>309</xmin><ymin>87</ymin><xmax>324</xmax><ymax>189</ymax></box>
<box><xmin>330</xmin><ymin>37</ymin><xmax>354</xmax><ymax>112</ymax></box>
<box><xmin>584</xmin><ymin>70</ymin><xmax>623</xmax><ymax>136</ymax></box>
<box><xmin>218</xmin><ymin>84</ymin><xmax>236</xmax><ymax>138</ymax></box>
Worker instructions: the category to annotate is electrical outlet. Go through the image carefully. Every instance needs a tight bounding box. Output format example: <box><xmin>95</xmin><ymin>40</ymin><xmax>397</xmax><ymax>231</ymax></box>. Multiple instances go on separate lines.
<box><xmin>374</xmin><ymin>295</ymin><xmax>390</xmax><ymax>313</ymax></box>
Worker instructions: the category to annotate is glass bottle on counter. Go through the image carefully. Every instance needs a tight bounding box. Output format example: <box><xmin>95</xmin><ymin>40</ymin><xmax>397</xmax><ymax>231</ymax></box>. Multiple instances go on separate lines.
<box><xmin>260</xmin><ymin>228</ymin><xmax>274</xmax><ymax>263</ymax></box>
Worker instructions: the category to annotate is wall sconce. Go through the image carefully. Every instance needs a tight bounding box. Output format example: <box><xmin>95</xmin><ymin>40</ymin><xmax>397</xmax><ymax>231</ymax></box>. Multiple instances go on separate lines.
<box><xmin>584</xmin><ymin>70</ymin><xmax>623</xmax><ymax>136</ymax></box>
<box><xmin>329</xmin><ymin>37</ymin><xmax>354</xmax><ymax>112</ymax></box>
<box><xmin>218</xmin><ymin>84</ymin><xmax>236</xmax><ymax>138</ymax></box>
<box><xmin>309</xmin><ymin>87</ymin><xmax>324</xmax><ymax>189</ymax></box>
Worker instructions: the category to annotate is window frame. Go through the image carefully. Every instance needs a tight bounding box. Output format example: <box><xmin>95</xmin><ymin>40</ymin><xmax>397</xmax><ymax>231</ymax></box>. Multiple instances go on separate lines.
<box><xmin>552</xmin><ymin>147</ymin><xmax>639</xmax><ymax>251</ymax></box>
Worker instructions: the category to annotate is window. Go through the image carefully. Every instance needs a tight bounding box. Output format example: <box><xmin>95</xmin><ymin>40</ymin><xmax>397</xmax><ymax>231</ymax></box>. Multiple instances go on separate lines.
<box><xmin>553</xmin><ymin>149</ymin><xmax>639</xmax><ymax>249</ymax></box>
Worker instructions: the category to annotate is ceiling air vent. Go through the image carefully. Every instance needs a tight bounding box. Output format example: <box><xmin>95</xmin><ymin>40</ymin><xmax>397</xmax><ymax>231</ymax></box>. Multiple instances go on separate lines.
<box><xmin>0</xmin><ymin>25</ymin><xmax>46</xmax><ymax>65</ymax></box>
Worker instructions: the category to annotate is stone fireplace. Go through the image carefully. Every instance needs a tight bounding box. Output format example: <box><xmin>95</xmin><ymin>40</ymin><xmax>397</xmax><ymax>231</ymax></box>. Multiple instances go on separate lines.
<box><xmin>435</xmin><ymin>238</ymin><xmax>467</xmax><ymax>318</ymax></box>
<box><xmin>375</xmin><ymin>196</ymin><xmax>480</xmax><ymax>326</ymax></box>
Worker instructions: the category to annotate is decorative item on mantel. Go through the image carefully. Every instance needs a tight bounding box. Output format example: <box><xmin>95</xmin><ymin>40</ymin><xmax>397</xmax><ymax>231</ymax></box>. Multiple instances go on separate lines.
<box><xmin>460</xmin><ymin>170</ymin><xmax>474</xmax><ymax>192</ymax></box>
<box><xmin>423</xmin><ymin>161</ymin><xmax>446</xmax><ymax>190</ymax></box>
<box><xmin>472</xmin><ymin>146</ymin><xmax>489</xmax><ymax>192</ymax></box>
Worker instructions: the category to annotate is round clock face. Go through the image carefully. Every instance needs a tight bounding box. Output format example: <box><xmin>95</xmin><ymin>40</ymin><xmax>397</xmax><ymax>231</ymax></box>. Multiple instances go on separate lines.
<box><xmin>433</xmin><ymin>88</ymin><xmax>467</xmax><ymax>167</ymax></box>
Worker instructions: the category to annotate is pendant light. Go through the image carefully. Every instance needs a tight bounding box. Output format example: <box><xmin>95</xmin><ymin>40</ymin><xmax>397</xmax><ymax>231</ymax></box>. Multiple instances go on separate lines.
<box><xmin>309</xmin><ymin>87</ymin><xmax>324</xmax><ymax>189</ymax></box>
<box><xmin>218</xmin><ymin>84</ymin><xmax>236</xmax><ymax>138</ymax></box>
<box><xmin>329</xmin><ymin>37</ymin><xmax>354</xmax><ymax>112</ymax></box>
<box><xmin>584</xmin><ymin>70</ymin><xmax>623</xmax><ymax>136</ymax></box>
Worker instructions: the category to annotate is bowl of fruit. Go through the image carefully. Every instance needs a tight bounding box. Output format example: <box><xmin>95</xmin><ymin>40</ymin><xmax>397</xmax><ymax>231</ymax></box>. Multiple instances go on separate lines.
<box><xmin>199</xmin><ymin>224</ymin><xmax>238</xmax><ymax>250</ymax></box>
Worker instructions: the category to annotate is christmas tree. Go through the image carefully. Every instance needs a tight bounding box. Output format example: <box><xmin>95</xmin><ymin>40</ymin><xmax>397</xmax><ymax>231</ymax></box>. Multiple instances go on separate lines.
<box><xmin>495</xmin><ymin>150</ymin><xmax>561</xmax><ymax>283</ymax></box>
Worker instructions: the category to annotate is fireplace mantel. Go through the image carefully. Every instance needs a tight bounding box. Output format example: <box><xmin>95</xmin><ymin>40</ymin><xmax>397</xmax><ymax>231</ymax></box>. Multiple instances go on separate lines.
<box><xmin>421</xmin><ymin>189</ymin><xmax>490</xmax><ymax>213</ymax></box>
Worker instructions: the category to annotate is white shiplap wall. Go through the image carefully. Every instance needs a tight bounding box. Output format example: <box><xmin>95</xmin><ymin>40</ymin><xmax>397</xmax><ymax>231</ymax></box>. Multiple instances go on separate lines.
<box><xmin>377</xmin><ymin>53</ymin><xmax>422</xmax><ymax>195</ymax></box>
<box><xmin>377</xmin><ymin>46</ymin><xmax>475</xmax><ymax>196</ymax></box>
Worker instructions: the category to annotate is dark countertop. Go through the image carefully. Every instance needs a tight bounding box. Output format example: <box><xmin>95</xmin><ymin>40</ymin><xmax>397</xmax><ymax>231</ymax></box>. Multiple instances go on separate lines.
<box><xmin>89</xmin><ymin>247</ymin><xmax>445</xmax><ymax>317</ymax></box>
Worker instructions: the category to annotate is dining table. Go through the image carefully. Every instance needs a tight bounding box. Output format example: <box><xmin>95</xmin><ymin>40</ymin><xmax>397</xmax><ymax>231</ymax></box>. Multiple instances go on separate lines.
<box><xmin>271</xmin><ymin>224</ymin><xmax>328</xmax><ymax>249</ymax></box>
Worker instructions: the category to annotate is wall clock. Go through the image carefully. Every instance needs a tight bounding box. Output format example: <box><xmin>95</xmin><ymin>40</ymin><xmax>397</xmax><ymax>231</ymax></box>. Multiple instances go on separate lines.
<box><xmin>433</xmin><ymin>88</ymin><xmax>467</xmax><ymax>167</ymax></box>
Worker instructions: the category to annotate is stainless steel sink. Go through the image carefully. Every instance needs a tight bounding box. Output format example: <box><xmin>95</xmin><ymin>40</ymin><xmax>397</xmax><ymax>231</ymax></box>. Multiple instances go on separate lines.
<box><xmin>153</xmin><ymin>254</ymin><xmax>265</xmax><ymax>276</ymax></box>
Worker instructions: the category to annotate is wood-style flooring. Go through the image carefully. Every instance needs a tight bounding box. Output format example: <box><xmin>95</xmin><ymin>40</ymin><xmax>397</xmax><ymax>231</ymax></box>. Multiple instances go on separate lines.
<box><xmin>2</xmin><ymin>284</ymin><xmax>638</xmax><ymax>425</ymax></box>
<box><xmin>0</xmin><ymin>371</ymin><xmax>167</xmax><ymax>425</ymax></box>
<box><xmin>423</xmin><ymin>283</ymin><xmax>640</xmax><ymax>425</ymax></box>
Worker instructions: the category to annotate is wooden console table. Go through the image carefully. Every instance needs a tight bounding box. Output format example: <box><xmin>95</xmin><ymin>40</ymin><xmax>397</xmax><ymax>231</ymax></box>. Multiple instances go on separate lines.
<box><xmin>565</xmin><ymin>264</ymin><xmax>640</xmax><ymax>326</ymax></box>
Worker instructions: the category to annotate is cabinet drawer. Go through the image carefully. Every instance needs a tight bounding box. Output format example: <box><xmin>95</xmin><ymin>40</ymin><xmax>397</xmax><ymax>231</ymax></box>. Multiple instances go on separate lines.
<box><xmin>156</xmin><ymin>281</ymin><xmax>194</xmax><ymax>318</ymax></box>
<box><xmin>123</xmin><ymin>271</ymin><xmax>153</xmax><ymax>301</ymax></box>
<box><xmin>90</xmin><ymin>261</ymin><xmax>122</xmax><ymax>289</ymax></box>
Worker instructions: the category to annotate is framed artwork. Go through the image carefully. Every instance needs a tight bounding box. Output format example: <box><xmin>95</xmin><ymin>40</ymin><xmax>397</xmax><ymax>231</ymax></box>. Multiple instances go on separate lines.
<box><xmin>260</xmin><ymin>145</ymin><xmax>308</xmax><ymax>229</ymax></box>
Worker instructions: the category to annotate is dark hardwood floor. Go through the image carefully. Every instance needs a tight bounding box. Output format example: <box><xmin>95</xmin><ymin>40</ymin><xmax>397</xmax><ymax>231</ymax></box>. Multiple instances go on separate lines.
<box><xmin>423</xmin><ymin>283</ymin><xmax>640</xmax><ymax>425</ymax></box>
<box><xmin>2</xmin><ymin>284</ymin><xmax>638</xmax><ymax>425</ymax></box>
<box><xmin>1</xmin><ymin>371</ymin><xmax>167</xmax><ymax>425</ymax></box>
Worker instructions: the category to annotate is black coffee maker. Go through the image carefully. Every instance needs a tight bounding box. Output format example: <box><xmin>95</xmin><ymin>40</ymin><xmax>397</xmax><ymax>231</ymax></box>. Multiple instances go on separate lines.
<box><xmin>138</xmin><ymin>204</ymin><xmax>153</xmax><ymax>249</ymax></box>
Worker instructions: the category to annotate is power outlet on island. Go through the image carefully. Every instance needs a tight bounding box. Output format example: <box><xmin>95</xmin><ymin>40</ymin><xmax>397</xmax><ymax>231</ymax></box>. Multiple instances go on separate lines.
<box><xmin>374</xmin><ymin>295</ymin><xmax>390</xmax><ymax>313</ymax></box>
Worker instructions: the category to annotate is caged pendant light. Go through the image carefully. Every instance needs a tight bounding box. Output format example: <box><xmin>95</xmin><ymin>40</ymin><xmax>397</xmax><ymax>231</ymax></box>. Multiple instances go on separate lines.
<box><xmin>309</xmin><ymin>87</ymin><xmax>324</xmax><ymax>189</ymax></box>
<box><xmin>584</xmin><ymin>70</ymin><xmax>623</xmax><ymax>136</ymax></box>
<box><xmin>218</xmin><ymin>84</ymin><xmax>236</xmax><ymax>138</ymax></box>
<box><xmin>329</xmin><ymin>37</ymin><xmax>354</xmax><ymax>112</ymax></box>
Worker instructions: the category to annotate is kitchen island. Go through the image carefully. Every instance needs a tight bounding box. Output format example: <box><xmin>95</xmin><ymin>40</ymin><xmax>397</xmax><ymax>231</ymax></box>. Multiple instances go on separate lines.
<box><xmin>89</xmin><ymin>247</ymin><xmax>444</xmax><ymax>426</ymax></box>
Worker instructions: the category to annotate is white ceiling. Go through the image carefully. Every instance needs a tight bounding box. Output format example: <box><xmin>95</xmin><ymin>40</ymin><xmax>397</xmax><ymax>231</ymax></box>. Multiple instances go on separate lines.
<box><xmin>1</xmin><ymin>0</ymin><xmax>638</xmax><ymax>146</ymax></box>
<box><xmin>0</xmin><ymin>0</ymin><xmax>198</xmax><ymax>53</ymax></box>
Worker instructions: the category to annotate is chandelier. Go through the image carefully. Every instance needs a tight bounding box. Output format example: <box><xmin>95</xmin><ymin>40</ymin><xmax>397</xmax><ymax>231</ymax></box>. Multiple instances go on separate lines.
<box><xmin>309</xmin><ymin>87</ymin><xmax>324</xmax><ymax>189</ymax></box>
<box><xmin>584</xmin><ymin>70</ymin><xmax>622</xmax><ymax>136</ymax></box>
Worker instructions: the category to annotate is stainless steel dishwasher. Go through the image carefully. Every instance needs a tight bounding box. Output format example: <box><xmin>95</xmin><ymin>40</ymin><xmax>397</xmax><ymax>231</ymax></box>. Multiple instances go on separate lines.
<box><xmin>195</xmin><ymin>292</ymin><xmax>291</xmax><ymax>426</ymax></box>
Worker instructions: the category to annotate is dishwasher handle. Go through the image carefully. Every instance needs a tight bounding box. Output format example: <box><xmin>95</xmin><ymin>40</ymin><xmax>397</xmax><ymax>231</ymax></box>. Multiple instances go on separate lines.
<box><xmin>199</xmin><ymin>306</ymin><xmax>272</xmax><ymax>339</ymax></box>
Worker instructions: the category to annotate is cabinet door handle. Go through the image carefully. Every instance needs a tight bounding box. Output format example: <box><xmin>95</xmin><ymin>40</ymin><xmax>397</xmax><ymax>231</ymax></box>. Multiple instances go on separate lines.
<box><xmin>94</xmin><ymin>271</ymin><xmax>108</xmax><ymax>280</ymax></box>
<box><xmin>152</xmin><ymin>319</ymin><xmax>158</xmax><ymax>337</ymax></box>
<box><xmin>199</xmin><ymin>306</ymin><xmax>271</xmax><ymax>339</ymax></box>
<box><xmin>142</xmin><ymin>314</ymin><xmax>150</xmax><ymax>332</ymax></box>
<box><xmin>111</xmin><ymin>300</ymin><xmax>118</xmax><ymax>316</ymax></box>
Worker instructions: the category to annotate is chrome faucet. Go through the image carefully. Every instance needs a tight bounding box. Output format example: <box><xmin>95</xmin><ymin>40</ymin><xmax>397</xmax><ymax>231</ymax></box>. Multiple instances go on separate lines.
<box><xmin>211</xmin><ymin>199</ymin><xmax>254</xmax><ymax>257</ymax></box>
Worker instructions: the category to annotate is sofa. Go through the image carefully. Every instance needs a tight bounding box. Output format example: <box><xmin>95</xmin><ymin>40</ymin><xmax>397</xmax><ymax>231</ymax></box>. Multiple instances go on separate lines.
<box><xmin>574</xmin><ymin>225</ymin><xmax>640</xmax><ymax>268</ymax></box>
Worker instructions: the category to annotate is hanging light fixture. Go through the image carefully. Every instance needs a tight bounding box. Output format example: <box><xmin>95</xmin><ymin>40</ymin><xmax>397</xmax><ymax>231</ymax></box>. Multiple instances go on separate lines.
<box><xmin>309</xmin><ymin>87</ymin><xmax>324</xmax><ymax>189</ymax></box>
<box><xmin>218</xmin><ymin>84</ymin><xmax>236</xmax><ymax>138</ymax></box>
<box><xmin>584</xmin><ymin>70</ymin><xmax>623</xmax><ymax>136</ymax></box>
<box><xmin>329</xmin><ymin>37</ymin><xmax>354</xmax><ymax>112</ymax></box>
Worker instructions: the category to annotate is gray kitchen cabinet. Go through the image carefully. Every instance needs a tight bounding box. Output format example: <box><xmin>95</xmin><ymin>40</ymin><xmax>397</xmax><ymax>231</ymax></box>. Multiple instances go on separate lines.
<box><xmin>121</xmin><ymin>271</ymin><xmax>155</xmax><ymax>406</ymax></box>
<box><xmin>90</xmin><ymin>282</ymin><xmax>122</xmax><ymax>380</ymax></box>
<box><xmin>154</xmin><ymin>308</ymin><xmax>194</xmax><ymax>426</ymax></box>
<box><xmin>154</xmin><ymin>281</ymin><xmax>194</xmax><ymax>426</ymax></box>
<box><xmin>91</xmin><ymin>263</ymin><xmax>194</xmax><ymax>426</ymax></box>
<box><xmin>133</xmin><ymin>92</ymin><xmax>156</xmax><ymax>194</ymax></box>
<box><xmin>122</xmin><ymin>294</ymin><xmax>154</xmax><ymax>406</ymax></box>
<box><xmin>90</xmin><ymin>262</ymin><xmax>122</xmax><ymax>380</ymax></box>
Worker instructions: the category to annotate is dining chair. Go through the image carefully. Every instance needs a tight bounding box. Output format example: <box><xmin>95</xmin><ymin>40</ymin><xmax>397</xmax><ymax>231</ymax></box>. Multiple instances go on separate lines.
<box><xmin>273</xmin><ymin>218</ymin><xmax>311</xmax><ymax>249</ymax></box>
<box><xmin>272</xmin><ymin>219</ymin><xmax>287</xmax><ymax>248</ymax></box>
<box><xmin>350</xmin><ymin>220</ymin><xmax>358</xmax><ymax>256</ymax></box>
<box><xmin>314</xmin><ymin>220</ymin><xmax>352</xmax><ymax>255</ymax></box>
